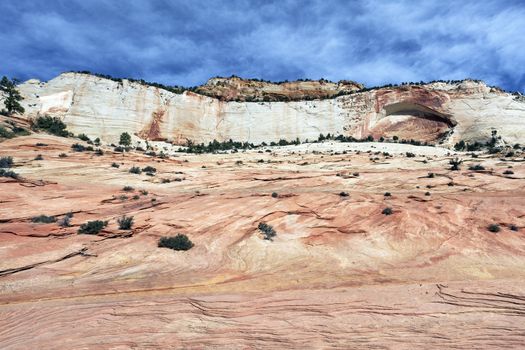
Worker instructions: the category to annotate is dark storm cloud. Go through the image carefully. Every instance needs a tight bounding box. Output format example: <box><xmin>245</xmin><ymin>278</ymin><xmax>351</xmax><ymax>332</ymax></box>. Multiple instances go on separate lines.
<box><xmin>0</xmin><ymin>0</ymin><xmax>523</xmax><ymax>91</ymax></box>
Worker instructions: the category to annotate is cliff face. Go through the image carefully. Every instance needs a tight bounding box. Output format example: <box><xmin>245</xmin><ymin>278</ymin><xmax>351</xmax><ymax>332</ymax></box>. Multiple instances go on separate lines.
<box><xmin>15</xmin><ymin>73</ymin><xmax>525</xmax><ymax>146</ymax></box>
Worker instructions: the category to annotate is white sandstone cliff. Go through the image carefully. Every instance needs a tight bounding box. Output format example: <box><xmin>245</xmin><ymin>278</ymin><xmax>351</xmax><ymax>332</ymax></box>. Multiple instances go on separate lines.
<box><xmin>13</xmin><ymin>73</ymin><xmax>525</xmax><ymax>146</ymax></box>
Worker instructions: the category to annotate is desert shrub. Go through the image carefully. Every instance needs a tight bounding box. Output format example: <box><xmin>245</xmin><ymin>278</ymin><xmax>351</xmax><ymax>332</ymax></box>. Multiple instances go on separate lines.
<box><xmin>405</xmin><ymin>152</ymin><xmax>416</xmax><ymax>158</ymax></box>
<box><xmin>58</xmin><ymin>153</ymin><xmax>68</xmax><ymax>158</ymax></box>
<box><xmin>117</xmin><ymin>215</ymin><xmax>134</xmax><ymax>230</ymax></box>
<box><xmin>71</xmin><ymin>143</ymin><xmax>86</xmax><ymax>152</ymax></box>
<box><xmin>34</xmin><ymin>154</ymin><xmax>43</xmax><ymax>160</ymax></box>
<box><xmin>31</xmin><ymin>215</ymin><xmax>56</xmax><ymax>223</ymax></box>
<box><xmin>36</xmin><ymin>143</ymin><xmax>48</xmax><ymax>147</ymax></box>
<box><xmin>78</xmin><ymin>220</ymin><xmax>108</xmax><ymax>234</ymax></box>
<box><xmin>384</xmin><ymin>192</ymin><xmax>391</xmax><ymax>197</ymax></box>
<box><xmin>111</xmin><ymin>162</ymin><xmax>120</xmax><ymax>168</ymax></box>
<box><xmin>449</xmin><ymin>158</ymin><xmax>463</xmax><ymax>171</ymax></box>
<box><xmin>469</xmin><ymin>164</ymin><xmax>485</xmax><ymax>171</ymax></box>
<box><xmin>488</xmin><ymin>224</ymin><xmax>501</xmax><ymax>233</ymax></box>
<box><xmin>122</xmin><ymin>186</ymin><xmax>134</xmax><ymax>192</ymax></box>
<box><xmin>0</xmin><ymin>169</ymin><xmax>18</xmax><ymax>178</ymax></box>
<box><xmin>0</xmin><ymin>156</ymin><xmax>13</xmax><ymax>168</ymax></box>
<box><xmin>86</xmin><ymin>146</ymin><xmax>94</xmax><ymax>151</ymax></box>
<box><xmin>140</xmin><ymin>190</ymin><xmax>148</xmax><ymax>195</ymax></box>
<box><xmin>271</xmin><ymin>192</ymin><xmax>278</xmax><ymax>198</ymax></box>
<box><xmin>119</xmin><ymin>195</ymin><xmax>128</xmax><ymax>201</ymax></box>
<box><xmin>58</xmin><ymin>212</ymin><xmax>73</xmax><ymax>227</ymax></box>
<box><xmin>258</xmin><ymin>222</ymin><xmax>277</xmax><ymax>240</ymax></box>
<box><xmin>0</xmin><ymin>126</ymin><xmax>14</xmax><ymax>138</ymax></box>
<box><xmin>382</xmin><ymin>207</ymin><xmax>393</xmax><ymax>215</ymax></box>
<box><xmin>132</xmin><ymin>194</ymin><xmax>140</xmax><ymax>200</ymax></box>
<box><xmin>32</xmin><ymin>116</ymin><xmax>69</xmax><ymax>137</ymax></box>
<box><xmin>114</xmin><ymin>146</ymin><xmax>125</xmax><ymax>152</ymax></box>
<box><xmin>339</xmin><ymin>191</ymin><xmax>349</xmax><ymax>197</ymax></box>
<box><xmin>142</xmin><ymin>166</ymin><xmax>156</xmax><ymax>173</ymax></box>
<box><xmin>94</xmin><ymin>137</ymin><xmax>101</xmax><ymax>146</ymax></box>
<box><xmin>78</xmin><ymin>133</ymin><xmax>90</xmax><ymax>141</ymax></box>
<box><xmin>509</xmin><ymin>224</ymin><xmax>518</xmax><ymax>231</ymax></box>
<box><xmin>503</xmin><ymin>170</ymin><xmax>514</xmax><ymax>175</ymax></box>
<box><xmin>353</xmin><ymin>172</ymin><xmax>359</xmax><ymax>177</ymax></box>
<box><xmin>425</xmin><ymin>192</ymin><xmax>431</xmax><ymax>196</ymax></box>
<box><xmin>129</xmin><ymin>166</ymin><xmax>142</xmax><ymax>174</ymax></box>
<box><xmin>427</xmin><ymin>172</ymin><xmax>435</xmax><ymax>178</ymax></box>
<box><xmin>119</xmin><ymin>132</ymin><xmax>131</xmax><ymax>146</ymax></box>
<box><xmin>158</xmin><ymin>234</ymin><xmax>194</xmax><ymax>251</ymax></box>
<box><xmin>95</xmin><ymin>148</ymin><xmax>104</xmax><ymax>156</ymax></box>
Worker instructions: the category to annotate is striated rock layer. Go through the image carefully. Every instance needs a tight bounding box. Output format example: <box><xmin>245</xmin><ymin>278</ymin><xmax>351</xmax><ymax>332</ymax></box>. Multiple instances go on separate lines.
<box><xmin>0</xmin><ymin>132</ymin><xmax>525</xmax><ymax>349</ymax></box>
<box><xmin>14</xmin><ymin>73</ymin><xmax>525</xmax><ymax>146</ymax></box>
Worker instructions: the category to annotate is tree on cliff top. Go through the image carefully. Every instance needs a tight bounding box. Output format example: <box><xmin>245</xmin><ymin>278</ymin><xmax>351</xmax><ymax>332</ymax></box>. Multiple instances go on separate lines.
<box><xmin>0</xmin><ymin>76</ymin><xmax>25</xmax><ymax>116</ymax></box>
<box><xmin>119</xmin><ymin>132</ymin><xmax>131</xmax><ymax>146</ymax></box>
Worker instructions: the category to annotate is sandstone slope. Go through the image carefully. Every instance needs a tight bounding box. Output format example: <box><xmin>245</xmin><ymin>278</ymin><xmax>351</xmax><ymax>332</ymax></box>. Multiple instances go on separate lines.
<box><xmin>1</xmin><ymin>131</ymin><xmax>525</xmax><ymax>348</ymax></box>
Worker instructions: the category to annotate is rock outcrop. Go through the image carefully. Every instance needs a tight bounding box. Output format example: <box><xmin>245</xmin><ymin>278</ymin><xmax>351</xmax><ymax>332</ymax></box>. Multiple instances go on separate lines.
<box><xmin>13</xmin><ymin>73</ymin><xmax>525</xmax><ymax>146</ymax></box>
<box><xmin>194</xmin><ymin>76</ymin><xmax>363</xmax><ymax>101</ymax></box>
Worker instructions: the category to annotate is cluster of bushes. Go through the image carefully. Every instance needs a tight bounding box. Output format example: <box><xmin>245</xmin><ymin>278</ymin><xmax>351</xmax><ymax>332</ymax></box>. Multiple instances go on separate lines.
<box><xmin>181</xmin><ymin>139</ymin><xmax>257</xmax><ymax>154</ymax></box>
<box><xmin>453</xmin><ymin>131</ymin><xmax>504</xmax><ymax>153</ymax></box>
<box><xmin>31</xmin><ymin>116</ymin><xmax>71</xmax><ymax>137</ymax></box>
<box><xmin>0</xmin><ymin>123</ymin><xmax>30</xmax><ymax>139</ymax></box>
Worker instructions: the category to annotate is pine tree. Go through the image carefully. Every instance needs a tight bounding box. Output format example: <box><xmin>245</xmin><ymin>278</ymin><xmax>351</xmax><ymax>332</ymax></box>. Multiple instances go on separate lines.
<box><xmin>0</xmin><ymin>76</ymin><xmax>25</xmax><ymax>116</ymax></box>
<box><xmin>119</xmin><ymin>132</ymin><xmax>131</xmax><ymax>146</ymax></box>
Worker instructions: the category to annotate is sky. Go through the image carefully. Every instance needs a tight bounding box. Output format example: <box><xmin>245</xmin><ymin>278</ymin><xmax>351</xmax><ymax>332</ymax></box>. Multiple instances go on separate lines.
<box><xmin>1</xmin><ymin>0</ymin><xmax>524</xmax><ymax>92</ymax></box>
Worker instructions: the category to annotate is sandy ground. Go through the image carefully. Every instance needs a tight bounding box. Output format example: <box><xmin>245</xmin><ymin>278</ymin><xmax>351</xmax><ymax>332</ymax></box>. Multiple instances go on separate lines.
<box><xmin>0</xmin><ymin>134</ymin><xmax>524</xmax><ymax>349</ymax></box>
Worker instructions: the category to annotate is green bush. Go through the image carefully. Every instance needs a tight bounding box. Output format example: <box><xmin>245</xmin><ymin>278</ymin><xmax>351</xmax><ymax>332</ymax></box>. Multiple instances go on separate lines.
<box><xmin>111</xmin><ymin>162</ymin><xmax>120</xmax><ymax>168</ymax></box>
<box><xmin>32</xmin><ymin>116</ymin><xmax>70</xmax><ymax>137</ymax></box>
<box><xmin>449</xmin><ymin>158</ymin><xmax>463</xmax><ymax>171</ymax></box>
<box><xmin>117</xmin><ymin>215</ymin><xmax>133</xmax><ymax>230</ymax></box>
<box><xmin>142</xmin><ymin>166</ymin><xmax>156</xmax><ymax>173</ymax></box>
<box><xmin>258</xmin><ymin>222</ymin><xmax>277</xmax><ymax>240</ymax></box>
<box><xmin>78</xmin><ymin>220</ymin><xmax>108</xmax><ymax>234</ymax></box>
<box><xmin>129</xmin><ymin>166</ymin><xmax>142</xmax><ymax>174</ymax></box>
<box><xmin>382</xmin><ymin>207</ymin><xmax>393</xmax><ymax>215</ymax></box>
<box><xmin>31</xmin><ymin>215</ymin><xmax>56</xmax><ymax>223</ymax></box>
<box><xmin>488</xmin><ymin>224</ymin><xmax>500</xmax><ymax>233</ymax></box>
<box><xmin>469</xmin><ymin>164</ymin><xmax>485</xmax><ymax>171</ymax></box>
<box><xmin>71</xmin><ymin>143</ymin><xmax>86</xmax><ymax>152</ymax></box>
<box><xmin>78</xmin><ymin>133</ymin><xmax>90</xmax><ymax>141</ymax></box>
<box><xmin>0</xmin><ymin>169</ymin><xmax>18</xmax><ymax>178</ymax></box>
<box><xmin>405</xmin><ymin>152</ymin><xmax>416</xmax><ymax>158</ymax></box>
<box><xmin>122</xmin><ymin>186</ymin><xmax>134</xmax><ymax>192</ymax></box>
<box><xmin>58</xmin><ymin>212</ymin><xmax>73</xmax><ymax>227</ymax></box>
<box><xmin>0</xmin><ymin>126</ymin><xmax>14</xmax><ymax>138</ymax></box>
<box><xmin>158</xmin><ymin>234</ymin><xmax>194</xmax><ymax>251</ymax></box>
<box><xmin>0</xmin><ymin>156</ymin><xmax>13</xmax><ymax>168</ymax></box>
<box><xmin>119</xmin><ymin>132</ymin><xmax>131</xmax><ymax>146</ymax></box>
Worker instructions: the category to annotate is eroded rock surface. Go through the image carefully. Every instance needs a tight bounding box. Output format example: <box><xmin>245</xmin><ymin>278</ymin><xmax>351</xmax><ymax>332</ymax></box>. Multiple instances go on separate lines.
<box><xmin>1</xmin><ymin>132</ymin><xmax>524</xmax><ymax>349</ymax></box>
